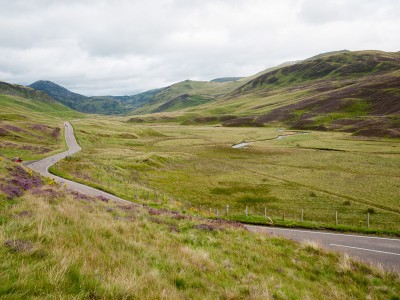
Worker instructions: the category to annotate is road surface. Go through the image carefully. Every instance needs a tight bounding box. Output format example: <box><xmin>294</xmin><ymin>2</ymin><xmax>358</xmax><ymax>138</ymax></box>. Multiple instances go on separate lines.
<box><xmin>26</xmin><ymin>122</ymin><xmax>133</xmax><ymax>205</ymax></box>
<box><xmin>27</xmin><ymin>121</ymin><xmax>400</xmax><ymax>271</ymax></box>
<box><xmin>246</xmin><ymin>225</ymin><xmax>400</xmax><ymax>272</ymax></box>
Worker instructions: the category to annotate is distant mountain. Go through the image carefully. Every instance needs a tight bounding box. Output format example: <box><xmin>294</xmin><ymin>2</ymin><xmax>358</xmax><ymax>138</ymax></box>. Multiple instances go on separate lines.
<box><xmin>29</xmin><ymin>80</ymin><xmax>86</xmax><ymax>108</ymax></box>
<box><xmin>28</xmin><ymin>81</ymin><xmax>128</xmax><ymax>115</ymax></box>
<box><xmin>28</xmin><ymin>62</ymin><xmax>297</xmax><ymax>115</ymax></box>
<box><xmin>27</xmin><ymin>50</ymin><xmax>400</xmax><ymax>138</ymax></box>
<box><xmin>210</xmin><ymin>77</ymin><xmax>243</xmax><ymax>83</ymax></box>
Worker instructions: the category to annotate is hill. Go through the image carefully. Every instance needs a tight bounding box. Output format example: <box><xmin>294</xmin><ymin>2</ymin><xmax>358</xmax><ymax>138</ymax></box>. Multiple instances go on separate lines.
<box><xmin>136</xmin><ymin>51</ymin><xmax>398</xmax><ymax>138</ymax></box>
<box><xmin>219</xmin><ymin>51</ymin><xmax>400</xmax><ymax>137</ymax></box>
<box><xmin>27</xmin><ymin>61</ymin><xmax>298</xmax><ymax>116</ymax></box>
<box><xmin>0</xmin><ymin>80</ymin><xmax>82</xmax><ymax>160</ymax></box>
<box><xmin>29</xmin><ymin>81</ymin><xmax>129</xmax><ymax>115</ymax></box>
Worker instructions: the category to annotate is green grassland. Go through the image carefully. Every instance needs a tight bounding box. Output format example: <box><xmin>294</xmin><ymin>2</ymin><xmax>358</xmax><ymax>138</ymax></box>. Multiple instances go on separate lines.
<box><xmin>1</xmin><ymin>80</ymin><xmax>400</xmax><ymax>297</ymax></box>
<box><xmin>50</xmin><ymin>118</ymin><xmax>400</xmax><ymax>234</ymax></box>
<box><xmin>0</xmin><ymin>91</ymin><xmax>82</xmax><ymax>160</ymax></box>
<box><xmin>1</xmin><ymin>157</ymin><xmax>399</xmax><ymax>299</ymax></box>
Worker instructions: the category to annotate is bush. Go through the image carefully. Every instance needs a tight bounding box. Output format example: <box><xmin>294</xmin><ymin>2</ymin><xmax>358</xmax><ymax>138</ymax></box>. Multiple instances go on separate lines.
<box><xmin>366</xmin><ymin>208</ymin><xmax>375</xmax><ymax>214</ymax></box>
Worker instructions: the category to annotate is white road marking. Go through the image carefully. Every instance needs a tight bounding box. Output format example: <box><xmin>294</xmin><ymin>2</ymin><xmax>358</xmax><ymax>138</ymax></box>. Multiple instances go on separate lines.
<box><xmin>329</xmin><ymin>244</ymin><xmax>400</xmax><ymax>256</ymax></box>
<box><xmin>245</xmin><ymin>225</ymin><xmax>400</xmax><ymax>242</ymax></box>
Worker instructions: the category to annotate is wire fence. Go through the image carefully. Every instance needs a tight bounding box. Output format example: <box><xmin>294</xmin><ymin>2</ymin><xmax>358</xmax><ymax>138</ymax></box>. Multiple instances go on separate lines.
<box><xmin>181</xmin><ymin>202</ymin><xmax>400</xmax><ymax>232</ymax></box>
<box><xmin>122</xmin><ymin>187</ymin><xmax>399</xmax><ymax>232</ymax></box>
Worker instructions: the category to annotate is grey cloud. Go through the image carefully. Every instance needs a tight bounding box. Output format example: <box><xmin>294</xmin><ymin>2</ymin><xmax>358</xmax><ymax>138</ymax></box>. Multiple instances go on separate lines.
<box><xmin>0</xmin><ymin>0</ymin><xmax>399</xmax><ymax>95</ymax></box>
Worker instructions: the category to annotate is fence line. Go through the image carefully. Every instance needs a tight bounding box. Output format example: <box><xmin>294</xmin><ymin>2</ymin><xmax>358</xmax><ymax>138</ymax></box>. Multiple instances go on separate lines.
<box><xmin>179</xmin><ymin>202</ymin><xmax>399</xmax><ymax>231</ymax></box>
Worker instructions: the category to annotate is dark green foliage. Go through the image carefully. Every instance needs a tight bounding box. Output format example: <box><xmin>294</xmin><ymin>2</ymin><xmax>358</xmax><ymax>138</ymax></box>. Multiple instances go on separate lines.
<box><xmin>29</xmin><ymin>81</ymin><xmax>127</xmax><ymax>115</ymax></box>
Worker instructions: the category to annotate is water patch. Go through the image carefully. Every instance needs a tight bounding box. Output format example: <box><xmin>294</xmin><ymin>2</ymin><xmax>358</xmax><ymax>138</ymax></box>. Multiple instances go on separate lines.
<box><xmin>273</xmin><ymin>132</ymin><xmax>309</xmax><ymax>140</ymax></box>
<box><xmin>231</xmin><ymin>142</ymin><xmax>253</xmax><ymax>149</ymax></box>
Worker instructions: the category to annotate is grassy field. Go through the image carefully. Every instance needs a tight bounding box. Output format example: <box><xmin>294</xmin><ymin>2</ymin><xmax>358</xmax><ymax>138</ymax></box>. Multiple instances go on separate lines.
<box><xmin>50</xmin><ymin>118</ymin><xmax>400</xmax><ymax>234</ymax></box>
<box><xmin>0</xmin><ymin>93</ymin><xmax>82</xmax><ymax>160</ymax></box>
<box><xmin>1</xmin><ymin>157</ymin><xmax>399</xmax><ymax>298</ymax></box>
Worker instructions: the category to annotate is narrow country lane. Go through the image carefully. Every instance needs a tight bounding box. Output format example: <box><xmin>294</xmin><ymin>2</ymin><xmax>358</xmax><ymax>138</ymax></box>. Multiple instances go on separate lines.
<box><xmin>26</xmin><ymin>122</ymin><xmax>134</xmax><ymax>205</ymax></box>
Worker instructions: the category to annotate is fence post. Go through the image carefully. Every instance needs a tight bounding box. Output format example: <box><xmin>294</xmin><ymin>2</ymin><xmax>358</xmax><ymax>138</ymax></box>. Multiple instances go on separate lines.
<box><xmin>301</xmin><ymin>209</ymin><xmax>304</xmax><ymax>222</ymax></box>
<box><xmin>264</xmin><ymin>207</ymin><xmax>267</xmax><ymax>218</ymax></box>
<box><xmin>245</xmin><ymin>206</ymin><xmax>248</xmax><ymax>216</ymax></box>
<box><xmin>282</xmin><ymin>211</ymin><xmax>285</xmax><ymax>221</ymax></box>
<box><xmin>209</xmin><ymin>208</ymin><xmax>212</xmax><ymax>215</ymax></box>
<box><xmin>367</xmin><ymin>213</ymin><xmax>370</xmax><ymax>228</ymax></box>
<box><xmin>216</xmin><ymin>209</ymin><xmax>219</xmax><ymax>217</ymax></box>
<box><xmin>335</xmin><ymin>211</ymin><xmax>338</xmax><ymax>225</ymax></box>
<box><xmin>226</xmin><ymin>205</ymin><xmax>229</xmax><ymax>216</ymax></box>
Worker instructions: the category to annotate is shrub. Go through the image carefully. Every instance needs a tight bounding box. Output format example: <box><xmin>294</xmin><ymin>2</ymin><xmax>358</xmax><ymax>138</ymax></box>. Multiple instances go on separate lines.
<box><xmin>366</xmin><ymin>208</ymin><xmax>375</xmax><ymax>214</ymax></box>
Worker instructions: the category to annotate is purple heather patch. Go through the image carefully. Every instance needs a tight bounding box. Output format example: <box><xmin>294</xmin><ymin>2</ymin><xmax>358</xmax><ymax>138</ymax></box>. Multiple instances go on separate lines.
<box><xmin>0</xmin><ymin>127</ymin><xmax>10</xmax><ymax>136</ymax></box>
<box><xmin>30</xmin><ymin>124</ymin><xmax>50</xmax><ymax>131</ymax></box>
<box><xmin>51</xmin><ymin>127</ymin><xmax>61</xmax><ymax>139</ymax></box>
<box><xmin>97</xmin><ymin>195</ymin><xmax>110</xmax><ymax>202</ymax></box>
<box><xmin>31</xmin><ymin>188</ymin><xmax>61</xmax><ymax>199</ymax></box>
<box><xmin>0</xmin><ymin>165</ymin><xmax>43</xmax><ymax>199</ymax></box>
<box><xmin>3</xmin><ymin>124</ymin><xmax>25</xmax><ymax>133</ymax></box>
<box><xmin>71</xmin><ymin>191</ymin><xmax>94</xmax><ymax>202</ymax></box>
<box><xmin>0</xmin><ymin>183</ymin><xmax>24</xmax><ymax>199</ymax></box>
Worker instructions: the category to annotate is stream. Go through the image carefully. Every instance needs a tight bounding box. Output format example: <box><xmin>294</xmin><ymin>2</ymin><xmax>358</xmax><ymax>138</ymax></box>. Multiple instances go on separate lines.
<box><xmin>231</xmin><ymin>130</ymin><xmax>309</xmax><ymax>148</ymax></box>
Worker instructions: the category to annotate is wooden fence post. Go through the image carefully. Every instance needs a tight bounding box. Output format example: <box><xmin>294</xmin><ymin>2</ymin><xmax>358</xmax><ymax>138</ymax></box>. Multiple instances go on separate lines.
<box><xmin>301</xmin><ymin>209</ymin><xmax>304</xmax><ymax>222</ymax></box>
<box><xmin>335</xmin><ymin>211</ymin><xmax>338</xmax><ymax>225</ymax></box>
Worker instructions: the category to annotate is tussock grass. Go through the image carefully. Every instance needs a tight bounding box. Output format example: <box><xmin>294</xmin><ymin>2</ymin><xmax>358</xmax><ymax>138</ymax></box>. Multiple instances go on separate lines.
<box><xmin>1</xmin><ymin>162</ymin><xmax>399</xmax><ymax>298</ymax></box>
<box><xmin>51</xmin><ymin>119</ymin><xmax>400</xmax><ymax>234</ymax></box>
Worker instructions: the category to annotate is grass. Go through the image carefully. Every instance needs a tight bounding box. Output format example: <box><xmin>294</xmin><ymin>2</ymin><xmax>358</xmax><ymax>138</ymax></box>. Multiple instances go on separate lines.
<box><xmin>49</xmin><ymin>118</ymin><xmax>400</xmax><ymax>234</ymax></box>
<box><xmin>0</xmin><ymin>93</ymin><xmax>82</xmax><ymax>161</ymax></box>
<box><xmin>1</xmin><ymin>158</ymin><xmax>399</xmax><ymax>298</ymax></box>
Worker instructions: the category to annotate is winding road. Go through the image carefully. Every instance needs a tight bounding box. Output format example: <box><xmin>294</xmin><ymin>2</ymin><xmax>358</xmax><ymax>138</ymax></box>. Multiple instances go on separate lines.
<box><xmin>27</xmin><ymin>121</ymin><xmax>400</xmax><ymax>272</ymax></box>
<box><xmin>26</xmin><ymin>122</ymin><xmax>133</xmax><ymax>205</ymax></box>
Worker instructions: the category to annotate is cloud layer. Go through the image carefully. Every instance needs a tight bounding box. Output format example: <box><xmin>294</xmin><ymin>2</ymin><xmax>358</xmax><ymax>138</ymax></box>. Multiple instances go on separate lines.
<box><xmin>1</xmin><ymin>0</ymin><xmax>399</xmax><ymax>95</ymax></box>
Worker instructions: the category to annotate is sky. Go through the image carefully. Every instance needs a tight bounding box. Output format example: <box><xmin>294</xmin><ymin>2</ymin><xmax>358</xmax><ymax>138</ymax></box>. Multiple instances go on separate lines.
<box><xmin>0</xmin><ymin>0</ymin><xmax>399</xmax><ymax>96</ymax></box>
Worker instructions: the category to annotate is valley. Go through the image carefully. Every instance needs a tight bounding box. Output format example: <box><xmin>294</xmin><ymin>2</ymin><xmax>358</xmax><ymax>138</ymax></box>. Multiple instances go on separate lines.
<box><xmin>1</xmin><ymin>49</ymin><xmax>399</xmax><ymax>298</ymax></box>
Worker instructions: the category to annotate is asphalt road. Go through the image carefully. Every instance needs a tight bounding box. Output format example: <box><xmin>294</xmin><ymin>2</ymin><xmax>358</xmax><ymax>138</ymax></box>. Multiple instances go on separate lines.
<box><xmin>26</xmin><ymin>121</ymin><xmax>400</xmax><ymax>272</ymax></box>
<box><xmin>26</xmin><ymin>122</ymin><xmax>133</xmax><ymax>205</ymax></box>
<box><xmin>246</xmin><ymin>225</ymin><xmax>400</xmax><ymax>272</ymax></box>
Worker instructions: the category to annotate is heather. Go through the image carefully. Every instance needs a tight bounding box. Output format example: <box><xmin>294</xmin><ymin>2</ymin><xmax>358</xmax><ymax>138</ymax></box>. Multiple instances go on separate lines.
<box><xmin>0</xmin><ymin>160</ymin><xmax>399</xmax><ymax>299</ymax></box>
<box><xmin>0</xmin><ymin>163</ymin><xmax>42</xmax><ymax>199</ymax></box>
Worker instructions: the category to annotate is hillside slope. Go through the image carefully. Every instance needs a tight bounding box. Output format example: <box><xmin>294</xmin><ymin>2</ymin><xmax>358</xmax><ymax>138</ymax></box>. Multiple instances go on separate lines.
<box><xmin>1</xmin><ymin>158</ymin><xmax>399</xmax><ymax>298</ymax></box>
<box><xmin>150</xmin><ymin>51</ymin><xmax>398</xmax><ymax>138</ymax></box>
<box><xmin>28</xmin><ymin>61</ymin><xmax>300</xmax><ymax>116</ymax></box>
<box><xmin>0</xmin><ymin>81</ymin><xmax>82</xmax><ymax>160</ymax></box>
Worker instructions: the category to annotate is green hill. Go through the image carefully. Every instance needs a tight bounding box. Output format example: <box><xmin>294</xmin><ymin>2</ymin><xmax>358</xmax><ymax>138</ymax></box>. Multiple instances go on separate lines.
<box><xmin>136</xmin><ymin>51</ymin><xmax>399</xmax><ymax>138</ymax></box>
<box><xmin>0</xmin><ymin>81</ymin><xmax>82</xmax><ymax>160</ymax></box>
<box><xmin>28</xmin><ymin>81</ymin><xmax>128</xmax><ymax>115</ymax></box>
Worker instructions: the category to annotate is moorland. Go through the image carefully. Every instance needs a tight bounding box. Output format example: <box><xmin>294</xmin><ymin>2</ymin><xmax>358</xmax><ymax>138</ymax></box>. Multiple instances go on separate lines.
<box><xmin>0</xmin><ymin>50</ymin><xmax>399</xmax><ymax>298</ymax></box>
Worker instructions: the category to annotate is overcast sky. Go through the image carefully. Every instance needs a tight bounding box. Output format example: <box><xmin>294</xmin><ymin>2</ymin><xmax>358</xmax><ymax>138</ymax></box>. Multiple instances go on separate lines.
<box><xmin>0</xmin><ymin>0</ymin><xmax>399</xmax><ymax>96</ymax></box>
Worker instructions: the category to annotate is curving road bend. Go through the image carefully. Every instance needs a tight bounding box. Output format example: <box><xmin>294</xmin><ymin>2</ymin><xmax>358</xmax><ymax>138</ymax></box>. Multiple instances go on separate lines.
<box><xmin>26</xmin><ymin>122</ymin><xmax>133</xmax><ymax>205</ymax></box>
<box><xmin>26</xmin><ymin>121</ymin><xmax>400</xmax><ymax>272</ymax></box>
